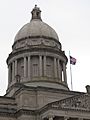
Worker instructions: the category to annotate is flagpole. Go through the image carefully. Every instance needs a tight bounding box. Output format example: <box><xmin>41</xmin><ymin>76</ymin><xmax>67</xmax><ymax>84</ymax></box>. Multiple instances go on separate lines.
<box><xmin>69</xmin><ymin>51</ymin><xmax>73</xmax><ymax>90</ymax></box>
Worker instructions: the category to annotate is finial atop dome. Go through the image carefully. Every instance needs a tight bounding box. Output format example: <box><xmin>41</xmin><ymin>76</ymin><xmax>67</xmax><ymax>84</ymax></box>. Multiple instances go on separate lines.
<box><xmin>31</xmin><ymin>5</ymin><xmax>42</xmax><ymax>21</ymax></box>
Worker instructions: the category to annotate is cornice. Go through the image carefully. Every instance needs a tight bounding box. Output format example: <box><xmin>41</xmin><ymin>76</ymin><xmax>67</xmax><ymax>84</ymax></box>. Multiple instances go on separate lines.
<box><xmin>0</xmin><ymin>95</ymin><xmax>15</xmax><ymax>100</ymax></box>
<box><xmin>16</xmin><ymin>109</ymin><xmax>36</xmax><ymax>117</ymax></box>
<box><xmin>7</xmin><ymin>46</ymin><xmax>68</xmax><ymax>64</ymax></box>
<box><xmin>0</xmin><ymin>107</ymin><xmax>16</xmax><ymax>117</ymax></box>
<box><xmin>9</xmin><ymin>82</ymin><xmax>84</xmax><ymax>97</ymax></box>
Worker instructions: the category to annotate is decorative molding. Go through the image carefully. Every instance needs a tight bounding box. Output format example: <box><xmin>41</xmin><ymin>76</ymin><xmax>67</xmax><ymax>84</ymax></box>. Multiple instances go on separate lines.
<box><xmin>16</xmin><ymin>109</ymin><xmax>36</xmax><ymax>117</ymax></box>
<box><xmin>0</xmin><ymin>107</ymin><xmax>16</xmax><ymax>117</ymax></box>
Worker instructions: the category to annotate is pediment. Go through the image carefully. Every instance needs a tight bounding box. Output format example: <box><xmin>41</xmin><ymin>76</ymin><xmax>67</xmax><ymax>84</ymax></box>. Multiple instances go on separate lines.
<box><xmin>51</xmin><ymin>94</ymin><xmax>90</xmax><ymax>111</ymax></box>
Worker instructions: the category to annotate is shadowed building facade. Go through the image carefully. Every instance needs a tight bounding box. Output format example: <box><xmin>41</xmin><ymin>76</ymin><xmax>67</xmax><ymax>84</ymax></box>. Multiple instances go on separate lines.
<box><xmin>0</xmin><ymin>5</ymin><xmax>90</xmax><ymax>120</ymax></box>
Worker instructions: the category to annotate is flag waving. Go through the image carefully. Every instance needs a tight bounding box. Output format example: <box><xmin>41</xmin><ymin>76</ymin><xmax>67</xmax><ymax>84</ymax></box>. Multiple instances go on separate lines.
<box><xmin>70</xmin><ymin>56</ymin><xmax>76</xmax><ymax>65</ymax></box>
<box><xmin>69</xmin><ymin>51</ymin><xmax>77</xmax><ymax>90</ymax></box>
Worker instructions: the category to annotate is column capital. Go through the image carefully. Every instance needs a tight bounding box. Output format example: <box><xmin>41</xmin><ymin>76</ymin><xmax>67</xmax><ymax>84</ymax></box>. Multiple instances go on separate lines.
<box><xmin>47</xmin><ymin>115</ymin><xmax>55</xmax><ymax>120</ymax></box>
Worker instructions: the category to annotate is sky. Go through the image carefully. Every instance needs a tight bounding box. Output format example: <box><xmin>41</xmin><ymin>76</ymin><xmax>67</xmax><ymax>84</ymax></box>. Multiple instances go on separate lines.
<box><xmin>0</xmin><ymin>0</ymin><xmax>90</xmax><ymax>95</ymax></box>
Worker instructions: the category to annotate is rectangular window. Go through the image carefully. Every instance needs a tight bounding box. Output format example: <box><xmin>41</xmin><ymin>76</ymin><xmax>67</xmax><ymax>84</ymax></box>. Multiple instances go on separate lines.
<box><xmin>32</xmin><ymin>64</ymin><xmax>39</xmax><ymax>77</ymax></box>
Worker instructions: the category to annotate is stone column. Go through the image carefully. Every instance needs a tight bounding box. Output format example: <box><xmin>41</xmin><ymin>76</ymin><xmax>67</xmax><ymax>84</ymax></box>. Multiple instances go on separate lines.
<box><xmin>58</xmin><ymin>59</ymin><xmax>62</xmax><ymax>82</ymax></box>
<box><xmin>15</xmin><ymin>60</ymin><xmax>17</xmax><ymax>76</ymax></box>
<box><xmin>59</xmin><ymin>61</ymin><xmax>62</xmax><ymax>82</ymax></box>
<box><xmin>8</xmin><ymin>65</ymin><xmax>10</xmax><ymax>83</ymax></box>
<box><xmin>63</xmin><ymin>62</ymin><xmax>67</xmax><ymax>84</ymax></box>
<box><xmin>44</xmin><ymin>56</ymin><xmax>46</xmax><ymax>76</ymax></box>
<box><xmin>48</xmin><ymin>116</ymin><xmax>54</xmax><ymax>120</ymax></box>
<box><xmin>12</xmin><ymin>61</ymin><xmax>15</xmax><ymax>81</ymax></box>
<box><xmin>54</xmin><ymin>58</ymin><xmax>57</xmax><ymax>78</ymax></box>
<box><xmin>49</xmin><ymin>117</ymin><xmax>53</xmax><ymax>120</ymax></box>
<box><xmin>24</xmin><ymin>57</ymin><xmax>27</xmax><ymax>77</ymax></box>
<box><xmin>39</xmin><ymin>55</ymin><xmax>42</xmax><ymax>76</ymax></box>
<box><xmin>10</xmin><ymin>63</ymin><xmax>12</xmax><ymax>82</ymax></box>
<box><xmin>28</xmin><ymin>56</ymin><xmax>31</xmax><ymax>79</ymax></box>
<box><xmin>58</xmin><ymin>59</ymin><xmax>61</xmax><ymax>80</ymax></box>
<box><xmin>64</xmin><ymin>117</ymin><xmax>69</xmax><ymax>120</ymax></box>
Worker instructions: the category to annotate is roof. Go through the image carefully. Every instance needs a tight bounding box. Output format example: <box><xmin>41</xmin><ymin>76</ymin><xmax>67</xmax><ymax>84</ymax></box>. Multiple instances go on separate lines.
<box><xmin>14</xmin><ymin>5</ymin><xmax>59</xmax><ymax>42</ymax></box>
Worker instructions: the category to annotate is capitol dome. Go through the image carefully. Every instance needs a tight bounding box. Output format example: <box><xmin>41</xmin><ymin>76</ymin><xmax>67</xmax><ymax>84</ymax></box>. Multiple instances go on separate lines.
<box><xmin>14</xmin><ymin>5</ymin><xmax>59</xmax><ymax>42</ymax></box>
<box><xmin>7</xmin><ymin>5</ymin><xmax>68</xmax><ymax>93</ymax></box>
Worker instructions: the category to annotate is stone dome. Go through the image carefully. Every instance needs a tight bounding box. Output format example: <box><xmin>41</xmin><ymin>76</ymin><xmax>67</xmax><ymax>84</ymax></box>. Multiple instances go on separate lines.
<box><xmin>7</xmin><ymin>5</ymin><xmax>68</xmax><ymax>93</ymax></box>
<box><xmin>14</xmin><ymin>5</ymin><xmax>59</xmax><ymax>42</ymax></box>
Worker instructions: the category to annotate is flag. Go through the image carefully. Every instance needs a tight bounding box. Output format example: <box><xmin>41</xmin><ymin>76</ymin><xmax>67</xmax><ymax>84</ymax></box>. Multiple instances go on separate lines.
<box><xmin>70</xmin><ymin>56</ymin><xmax>76</xmax><ymax>65</ymax></box>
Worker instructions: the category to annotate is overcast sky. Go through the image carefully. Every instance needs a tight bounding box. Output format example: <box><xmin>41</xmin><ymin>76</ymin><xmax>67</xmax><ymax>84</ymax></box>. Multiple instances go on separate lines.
<box><xmin>0</xmin><ymin>0</ymin><xmax>90</xmax><ymax>95</ymax></box>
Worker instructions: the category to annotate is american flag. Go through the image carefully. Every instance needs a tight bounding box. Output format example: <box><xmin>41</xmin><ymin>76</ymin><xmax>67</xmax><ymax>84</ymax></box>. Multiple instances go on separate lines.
<box><xmin>70</xmin><ymin>56</ymin><xmax>76</xmax><ymax>65</ymax></box>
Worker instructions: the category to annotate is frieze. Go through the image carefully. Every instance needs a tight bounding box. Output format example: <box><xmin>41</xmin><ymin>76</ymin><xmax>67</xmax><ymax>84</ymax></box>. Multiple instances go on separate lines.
<box><xmin>12</xmin><ymin>37</ymin><xmax>61</xmax><ymax>51</ymax></box>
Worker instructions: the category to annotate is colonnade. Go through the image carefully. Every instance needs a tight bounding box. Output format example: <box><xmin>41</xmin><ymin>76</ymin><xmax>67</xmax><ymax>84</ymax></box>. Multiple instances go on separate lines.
<box><xmin>8</xmin><ymin>55</ymin><xmax>67</xmax><ymax>84</ymax></box>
